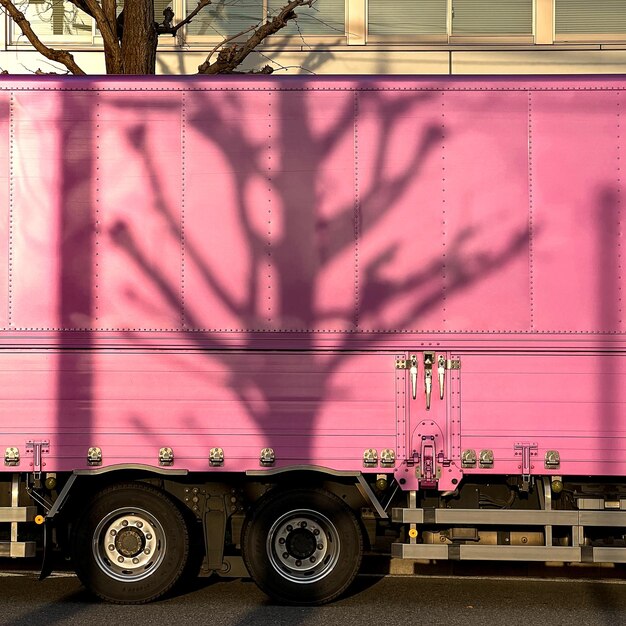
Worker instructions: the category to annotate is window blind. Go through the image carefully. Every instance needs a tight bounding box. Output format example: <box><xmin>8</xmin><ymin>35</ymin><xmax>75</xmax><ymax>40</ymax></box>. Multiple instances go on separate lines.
<box><xmin>267</xmin><ymin>0</ymin><xmax>345</xmax><ymax>36</ymax></box>
<box><xmin>452</xmin><ymin>0</ymin><xmax>532</xmax><ymax>35</ymax></box>
<box><xmin>186</xmin><ymin>0</ymin><xmax>264</xmax><ymax>37</ymax></box>
<box><xmin>22</xmin><ymin>0</ymin><xmax>92</xmax><ymax>38</ymax></box>
<box><xmin>368</xmin><ymin>0</ymin><xmax>447</xmax><ymax>36</ymax></box>
<box><xmin>556</xmin><ymin>0</ymin><xmax>626</xmax><ymax>34</ymax></box>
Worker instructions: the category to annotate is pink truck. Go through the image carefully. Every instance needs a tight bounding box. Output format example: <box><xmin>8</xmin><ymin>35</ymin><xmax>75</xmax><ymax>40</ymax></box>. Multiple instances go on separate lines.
<box><xmin>0</xmin><ymin>74</ymin><xmax>625</xmax><ymax>604</ymax></box>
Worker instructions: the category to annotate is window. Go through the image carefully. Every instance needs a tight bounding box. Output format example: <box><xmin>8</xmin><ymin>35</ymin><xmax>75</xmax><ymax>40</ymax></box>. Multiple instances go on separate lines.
<box><xmin>11</xmin><ymin>0</ymin><xmax>174</xmax><ymax>45</ymax></box>
<box><xmin>555</xmin><ymin>0</ymin><xmax>626</xmax><ymax>38</ymax></box>
<box><xmin>186</xmin><ymin>0</ymin><xmax>346</xmax><ymax>41</ymax></box>
<box><xmin>368</xmin><ymin>0</ymin><xmax>533</xmax><ymax>42</ymax></box>
<box><xmin>452</xmin><ymin>0</ymin><xmax>532</xmax><ymax>35</ymax></box>
<box><xmin>368</xmin><ymin>0</ymin><xmax>447</xmax><ymax>37</ymax></box>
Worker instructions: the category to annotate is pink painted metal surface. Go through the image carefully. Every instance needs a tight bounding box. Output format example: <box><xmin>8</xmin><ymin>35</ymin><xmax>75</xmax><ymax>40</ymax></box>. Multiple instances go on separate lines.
<box><xmin>0</xmin><ymin>76</ymin><xmax>624</xmax><ymax>489</ymax></box>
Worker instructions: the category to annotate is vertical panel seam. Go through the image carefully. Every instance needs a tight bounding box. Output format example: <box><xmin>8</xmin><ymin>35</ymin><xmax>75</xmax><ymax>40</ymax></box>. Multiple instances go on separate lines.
<box><xmin>354</xmin><ymin>90</ymin><xmax>360</xmax><ymax>330</ymax></box>
<box><xmin>8</xmin><ymin>91</ymin><xmax>13</xmax><ymax>329</ymax></box>
<box><xmin>267</xmin><ymin>90</ymin><xmax>273</xmax><ymax>325</ymax></box>
<box><xmin>441</xmin><ymin>90</ymin><xmax>447</xmax><ymax>326</ymax></box>
<box><xmin>181</xmin><ymin>90</ymin><xmax>186</xmax><ymax>329</ymax></box>
<box><xmin>528</xmin><ymin>89</ymin><xmax>535</xmax><ymax>331</ymax></box>
<box><xmin>618</xmin><ymin>90</ymin><xmax>622</xmax><ymax>327</ymax></box>
<box><xmin>94</xmin><ymin>93</ymin><xmax>100</xmax><ymax>324</ymax></box>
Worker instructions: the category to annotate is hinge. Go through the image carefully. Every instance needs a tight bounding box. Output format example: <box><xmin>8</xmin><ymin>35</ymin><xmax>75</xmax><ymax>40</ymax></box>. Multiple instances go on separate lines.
<box><xmin>446</xmin><ymin>359</ymin><xmax>461</xmax><ymax>370</ymax></box>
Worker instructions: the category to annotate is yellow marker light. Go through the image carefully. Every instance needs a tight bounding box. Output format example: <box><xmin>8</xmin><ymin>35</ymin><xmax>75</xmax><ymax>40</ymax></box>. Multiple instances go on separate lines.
<box><xmin>408</xmin><ymin>528</ymin><xmax>418</xmax><ymax>538</ymax></box>
<box><xmin>34</xmin><ymin>515</ymin><xmax>45</xmax><ymax>525</ymax></box>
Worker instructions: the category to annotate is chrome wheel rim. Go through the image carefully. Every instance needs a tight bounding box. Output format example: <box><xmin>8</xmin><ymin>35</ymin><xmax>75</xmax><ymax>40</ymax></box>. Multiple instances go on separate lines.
<box><xmin>92</xmin><ymin>507</ymin><xmax>166</xmax><ymax>582</ymax></box>
<box><xmin>266</xmin><ymin>509</ymin><xmax>341</xmax><ymax>584</ymax></box>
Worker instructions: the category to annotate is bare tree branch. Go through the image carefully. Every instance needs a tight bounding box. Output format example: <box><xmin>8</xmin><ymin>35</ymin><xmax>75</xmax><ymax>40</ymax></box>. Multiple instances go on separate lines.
<box><xmin>204</xmin><ymin>25</ymin><xmax>257</xmax><ymax>66</ymax></box>
<box><xmin>71</xmin><ymin>0</ymin><xmax>122</xmax><ymax>73</ymax></box>
<box><xmin>0</xmin><ymin>0</ymin><xmax>86</xmax><ymax>75</ymax></box>
<box><xmin>164</xmin><ymin>0</ymin><xmax>211</xmax><ymax>35</ymax></box>
<box><xmin>198</xmin><ymin>0</ymin><xmax>314</xmax><ymax>74</ymax></box>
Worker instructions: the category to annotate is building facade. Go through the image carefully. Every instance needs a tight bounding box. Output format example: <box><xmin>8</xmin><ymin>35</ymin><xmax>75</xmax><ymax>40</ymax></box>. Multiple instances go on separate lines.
<box><xmin>3</xmin><ymin>0</ymin><xmax>626</xmax><ymax>74</ymax></box>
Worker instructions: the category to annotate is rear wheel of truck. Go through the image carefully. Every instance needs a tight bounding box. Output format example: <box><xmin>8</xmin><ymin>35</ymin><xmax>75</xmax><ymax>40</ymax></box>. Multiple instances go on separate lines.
<box><xmin>70</xmin><ymin>483</ymin><xmax>190</xmax><ymax>604</ymax></box>
<box><xmin>242</xmin><ymin>488</ymin><xmax>363</xmax><ymax>605</ymax></box>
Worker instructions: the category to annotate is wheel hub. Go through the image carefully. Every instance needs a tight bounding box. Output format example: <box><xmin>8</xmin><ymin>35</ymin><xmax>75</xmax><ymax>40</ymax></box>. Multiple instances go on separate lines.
<box><xmin>285</xmin><ymin>527</ymin><xmax>317</xmax><ymax>560</ymax></box>
<box><xmin>268</xmin><ymin>511</ymin><xmax>340</xmax><ymax>583</ymax></box>
<box><xmin>115</xmin><ymin>527</ymin><xmax>146</xmax><ymax>558</ymax></box>
<box><xmin>93</xmin><ymin>509</ymin><xmax>165</xmax><ymax>582</ymax></box>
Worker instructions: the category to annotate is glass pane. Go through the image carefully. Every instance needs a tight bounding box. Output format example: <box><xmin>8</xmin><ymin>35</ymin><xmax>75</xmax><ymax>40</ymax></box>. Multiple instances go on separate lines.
<box><xmin>369</xmin><ymin>0</ymin><xmax>447</xmax><ymax>36</ymax></box>
<box><xmin>18</xmin><ymin>0</ymin><xmax>92</xmax><ymax>39</ymax></box>
<box><xmin>267</xmin><ymin>0</ymin><xmax>345</xmax><ymax>36</ymax></box>
<box><xmin>452</xmin><ymin>0</ymin><xmax>532</xmax><ymax>35</ymax></box>
<box><xmin>556</xmin><ymin>0</ymin><xmax>626</xmax><ymax>34</ymax></box>
<box><xmin>186</xmin><ymin>0</ymin><xmax>264</xmax><ymax>37</ymax></box>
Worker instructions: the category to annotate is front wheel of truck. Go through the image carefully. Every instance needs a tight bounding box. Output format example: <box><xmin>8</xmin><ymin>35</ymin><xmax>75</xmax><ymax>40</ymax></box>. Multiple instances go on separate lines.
<box><xmin>242</xmin><ymin>488</ymin><xmax>363</xmax><ymax>605</ymax></box>
<box><xmin>70</xmin><ymin>483</ymin><xmax>190</xmax><ymax>604</ymax></box>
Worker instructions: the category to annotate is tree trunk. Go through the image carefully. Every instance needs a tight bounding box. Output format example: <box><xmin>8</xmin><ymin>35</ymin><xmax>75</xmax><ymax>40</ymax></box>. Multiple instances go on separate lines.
<box><xmin>120</xmin><ymin>0</ymin><xmax>158</xmax><ymax>74</ymax></box>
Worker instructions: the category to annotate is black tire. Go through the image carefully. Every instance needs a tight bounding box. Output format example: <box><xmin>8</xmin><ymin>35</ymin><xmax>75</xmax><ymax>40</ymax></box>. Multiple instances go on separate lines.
<box><xmin>242</xmin><ymin>488</ymin><xmax>363</xmax><ymax>605</ymax></box>
<box><xmin>70</xmin><ymin>483</ymin><xmax>190</xmax><ymax>604</ymax></box>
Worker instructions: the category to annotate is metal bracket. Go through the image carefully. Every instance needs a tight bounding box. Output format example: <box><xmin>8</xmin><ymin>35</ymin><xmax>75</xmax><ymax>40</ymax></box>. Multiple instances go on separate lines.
<box><xmin>26</xmin><ymin>441</ymin><xmax>49</xmax><ymax>479</ymax></box>
<box><xmin>159</xmin><ymin>447</ymin><xmax>174</xmax><ymax>466</ymax></box>
<box><xmin>515</xmin><ymin>442</ymin><xmax>538</xmax><ymax>491</ymax></box>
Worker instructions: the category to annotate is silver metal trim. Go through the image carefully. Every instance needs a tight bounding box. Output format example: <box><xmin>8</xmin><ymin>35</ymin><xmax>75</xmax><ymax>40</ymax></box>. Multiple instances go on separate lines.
<box><xmin>0</xmin><ymin>541</ymin><xmax>36</xmax><ymax>558</ymax></box>
<box><xmin>73</xmin><ymin>464</ymin><xmax>188</xmax><ymax>476</ymax></box>
<box><xmin>392</xmin><ymin>508</ymin><xmax>579</xmax><ymax>525</ymax></box>
<box><xmin>0</xmin><ymin>506</ymin><xmax>37</xmax><ymax>523</ymax></box>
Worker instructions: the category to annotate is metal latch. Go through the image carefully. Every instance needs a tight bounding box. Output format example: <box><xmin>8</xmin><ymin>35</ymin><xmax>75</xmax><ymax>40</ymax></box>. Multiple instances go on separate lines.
<box><xmin>545</xmin><ymin>450</ymin><xmax>560</xmax><ymax>469</ymax></box>
<box><xmin>4</xmin><ymin>447</ymin><xmax>19</xmax><ymax>467</ymax></box>
<box><xmin>159</xmin><ymin>447</ymin><xmax>174</xmax><ymax>466</ymax></box>
<box><xmin>87</xmin><ymin>446</ymin><xmax>102</xmax><ymax>466</ymax></box>
<box><xmin>260</xmin><ymin>447</ymin><xmax>276</xmax><ymax>467</ymax></box>
<box><xmin>447</xmin><ymin>359</ymin><xmax>461</xmax><ymax>370</ymax></box>
<box><xmin>209</xmin><ymin>447</ymin><xmax>224</xmax><ymax>467</ymax></box>
<box><xmin>424</xmin><ymin>352</ymin><xmax>434</xmax><ymax>410</ymax></box>
<box><xmin>396</xmin><ymin>355</ymin><xmax>418</xmax><ymax>400</ymax></box>
<box><xmin>462</xmin><ymin>449</ymin><xmax>477</xmax><ymax>468</ymax></box>
<box><xmin>380</xmin><ymin>448</ymin><xmax>396</xmax><ymax>468</ymax></box>
<box><xmin>363</xmin><ymin>448</ymin><xmax>378</xmax><ymax>468</ymax></box>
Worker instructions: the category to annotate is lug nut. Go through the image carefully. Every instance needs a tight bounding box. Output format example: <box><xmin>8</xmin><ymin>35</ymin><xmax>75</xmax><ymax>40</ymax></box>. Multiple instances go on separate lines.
<box><xmin>286</xmin><ymin>525</ymin><xmax>293</xmax><ymax>532</ymax></box>
<box><xmin>300</xmin><ymin>521</ymin><xmax>307</xmax><ymax>528</ymax></box>
<box><xmin>278</xmin><ymin>538</ymin><xmax>285</xmax><ymax>545</ymax></box>
<box><xmin>146</xmin><ymin>533</ymin><xmax>152</xmax><ymax>540</ymax></box>
<box><xmin>108</xmin><ymin>544</ymin><xmax>115</xmax><ymax>551</ymax></box>
<box><xmin>132</xmin><ymin>558</ymin><xmax>139</xmax><ymax>564</ymax></box>
<box><xmin>144</xmin><ymin>549</ymin><xmax>151</xmax><ymax>555</ymax></box>
<box><xmin>310</xmin><ymin>556</ymin><xmax>316</xmax><ymax>563</ymax></box>
<box><xmin>317</xmin><ymin>543</ymin><xmax>324</xmax><ymax>550</ymax></box>
<box><xmin>136</xmin><ymin>521</ymin><xmax>143</xmax><ymax>528</ymax></box>
<box><xmin>110</xmin><ymin>530</ymin><xmax>117</xmax><ymax>536</ymax></box>
<box><xmin>283</xmin><ymin>552</ymin><xmax>289</xmax><ymax>559</ymax></box>
<box><xmin>117</xmin><ymin>556</ymin><xmax>124</xmax><ymax>563</ymax></box>
<box><xmin>295</xmin><ymin>560</ymin><xmax>302</xmax><ymax>567</ymax></box>
<box><xmin>122</xmin><ymin>520</ymin><xmax>128</xmax><ymax>527</ymax></box>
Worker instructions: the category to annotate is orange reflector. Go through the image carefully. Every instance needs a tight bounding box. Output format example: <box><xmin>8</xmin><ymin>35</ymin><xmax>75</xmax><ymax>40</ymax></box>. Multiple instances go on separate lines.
<box><xmin>34</xmin><ymin>515</ymin><xmax>45</xmax><ymax>525</ymax></box>
<box><xmin>408</xmin><ymin>528</ymin><xmax>418</xmax><ymax>538</ymax></box>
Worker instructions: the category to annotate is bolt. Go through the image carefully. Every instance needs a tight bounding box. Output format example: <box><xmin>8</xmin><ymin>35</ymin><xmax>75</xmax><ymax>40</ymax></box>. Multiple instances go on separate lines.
<box><xmin>278</xmin><ymin>538</ymin><xmax>285</xmax><ymax>545</ymax></box>
<box><xmin>310</xmin><ymin>556</ymin><xmax>316</xmax><ymax>563</ymax></box>
<box><xmin>136</xmin><ymin>521</ymin><xmax>143</xmax><ymax>529</ymax></box>
<box><xmin>283</xmin><ymin>552</ymin><xmax>289</xmax><ymax>559</ymax></box>
<box><xmin>122</xmin><ymin>520</ymin><xmax>129</xmax><ymax>527</ymax></box>
<box><xmin>286</xmin><ymin>525</ymin><xmax>293</xmax><ymax>532</ymax></box>
<box><xmin>295</xmin><ymin>560</ymin><xmax>302</xmax><ymax>567</ymax></box>
<box><xmin>146</xmin><ymin>533</ymin><xmax>153</xmax><ymax>540</ymax></box>
<box><xmin>110</xmin><ymin>529</ymin><xmax>117</xmax><ymax>536</ymax></box>
<box><xmin>108</xmin><ymin>544</ymin><xmax>115</xmax><ymax>551</ymax></box>
<box><xmin>144</xmin><ymin>549</ymin><xmax>151</xmax><ymax>555</ymax></box>
<box><xmin>317</xmin><ymin>543</ymin><xmax>324</xmax><ymax>550</ymax></box>
<box><xmin>117</xmin><ymin>556</ymin><xmax>124</xmax><ymax>563</ymax></box>
<box><xmin>132</xmin><ymin>558</ymin><xmax>139</xmax><ymax>564</ymax></box>
<box><xmin>300</xmin><ymin>521</ymin><xmax>307</xmax><ymax>528</ymax></box>
<box><xmin>313</xmin><ymin>529</ymin><xmax>320</xmax><ymax>536</ymax></box>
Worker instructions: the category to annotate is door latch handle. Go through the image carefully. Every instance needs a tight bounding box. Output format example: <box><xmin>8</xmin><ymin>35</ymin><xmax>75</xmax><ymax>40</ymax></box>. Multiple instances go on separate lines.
<box><xmin>437</xmin><ymin>354</ymin><xmax>445</xmax><ymax>400</ymax></box>
<box><xmin>409</xmin><ymin>355</ymin><xmax>418</xmax><ymax>400</ymax></box>
<box><xmin>424</xmin><ymin>352</ymin><xmax>434</xmax><ymax>410</ymax></box>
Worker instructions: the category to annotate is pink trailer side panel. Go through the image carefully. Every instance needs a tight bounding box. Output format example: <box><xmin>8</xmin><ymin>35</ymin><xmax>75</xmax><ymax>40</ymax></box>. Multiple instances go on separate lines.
<box><xmin>0</xmin><ymin>76</ymin><xmax>624</xmax><ymax>487</ymax></box>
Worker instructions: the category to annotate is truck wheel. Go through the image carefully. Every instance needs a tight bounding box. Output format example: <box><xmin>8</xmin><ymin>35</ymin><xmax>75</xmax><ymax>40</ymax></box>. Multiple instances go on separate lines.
<box><xmin>242</xmin><ymin>488</ymin><xmax>363</xmax><ymax>605</ymax></box>
<box><xmin>71</xmin><ymin>483</ymin><xmax>189</xmax><ymax>604</ymax></box>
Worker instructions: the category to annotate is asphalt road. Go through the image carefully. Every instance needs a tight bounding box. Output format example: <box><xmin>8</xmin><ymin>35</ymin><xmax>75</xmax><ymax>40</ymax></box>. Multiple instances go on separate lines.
<box><xmin>2</xmin><ymin>570</ymin><xmax>626</xmax><ymax>626</ymax></box>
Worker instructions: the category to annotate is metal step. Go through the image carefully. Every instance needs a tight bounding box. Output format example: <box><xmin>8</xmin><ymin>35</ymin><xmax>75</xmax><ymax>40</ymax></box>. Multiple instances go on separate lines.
<box><xmin>392</xmin><ymin>507</ymin><xmax>626</xmax><ymax>527</ymax></box>
<box><xmin>0</xmin><ymin>541</ymin><xmax>36</xmax><ymax>558</ymax></box>
<box><xmin>392</xmin><ymin>543</ymin><xmax>626</xmax><ymax>563</ymax></box>
<box><xmin>0</xmin><ymin>506</ymin><xmax>37</xmax><ymax>523</ymax></box>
